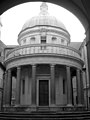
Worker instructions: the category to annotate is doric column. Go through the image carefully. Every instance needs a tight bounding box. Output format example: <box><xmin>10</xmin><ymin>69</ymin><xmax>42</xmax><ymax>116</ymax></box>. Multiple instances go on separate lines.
<box><xmin>76</xmin><ymin>69</ymin><xmax>82</xmax><ymax>105</ymax></box>
<box><xmin>16</xmin><ymin>66</ymin><xmax>21</xmax><ymax>105</ymax></box>
<box><xmin>31</xmin><ymin>64</ymin><xmax>36</xmax><ymax>105</ymax></box>
<box><xmin>3</xmin><ymin>71</ymin><xmax>7</xmax><ymax>106</ymax></box>
<box><xmin>66</xmin><ymin>66</ymin><xmax>73</xmax><ymax>106</ymax></box>
<box><xmin>6</xmin><ymin>69</ymin><xmax>12</xmax><ymax>106</ymax></box>
<box><xmin>80</xmin><ymin>70</ymin><xmax>84</xmax><ymax>105</ymax></box>
<box><xmin>50</xmin><ymin>64</ymin><xmax>55</xmax><ymax>105</ymax></box>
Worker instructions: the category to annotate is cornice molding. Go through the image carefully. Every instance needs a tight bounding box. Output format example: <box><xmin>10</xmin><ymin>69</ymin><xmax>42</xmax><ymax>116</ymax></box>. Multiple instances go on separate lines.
<box><xmin>5</xmin><ymin>53</ymin><xmax>84</xmax><ymax>70</ymax></box>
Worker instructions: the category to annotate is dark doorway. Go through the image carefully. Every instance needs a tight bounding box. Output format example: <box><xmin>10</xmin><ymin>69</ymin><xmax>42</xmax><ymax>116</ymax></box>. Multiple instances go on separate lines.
<box><xmin>39</xmin><ymin>80</ymin><xmax>49</xmax><ymax>106</ymax></box>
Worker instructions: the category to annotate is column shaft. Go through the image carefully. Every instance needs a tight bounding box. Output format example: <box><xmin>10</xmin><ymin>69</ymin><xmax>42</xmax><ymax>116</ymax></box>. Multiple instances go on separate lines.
<box><xmin>16</xmin><ymin>66</ymin><xmax>21</xmax><ymax>105</ymax></box>
<box><xmin>76</xmin><ymin>69</ymin><xmax>82</xmax><ymax>105</ymax></box>
<box><xmin>80</xmin><ymin>71</ymin><xmax>84</xmax><ymax>104</ymax></box>
<box><xmin>31</xmin><ymin>65</ymin><xmax>36</xmax><ymax>105</ymax></box>
<box><xmin>6</xmin><ymin>69</ymin><xmax>12</xmax><ymax>106</ymax></box>
<box><xmin>66</xmin><ymin>66</ymin><xmax>72</xmax><ymax>106</ymax></box>
<box><xmin>3</xmin><ymin>71</ymin><xmax>7</xmax><ymax>106</ymax></box>
<box><xmin>50</xmin><ymin>64</ymin><xmax>55</xmax><ymax>105</ymax></box>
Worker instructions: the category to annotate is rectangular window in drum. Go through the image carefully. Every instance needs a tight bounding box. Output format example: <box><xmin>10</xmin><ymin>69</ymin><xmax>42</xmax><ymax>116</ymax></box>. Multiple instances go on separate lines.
<box><xmin>41</xmin><ymin>36</ymin><xmax>46</xmax><ymax>44</ymax></box>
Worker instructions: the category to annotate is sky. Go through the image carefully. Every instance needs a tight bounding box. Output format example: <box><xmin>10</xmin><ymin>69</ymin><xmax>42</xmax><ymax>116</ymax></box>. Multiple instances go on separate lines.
<box><xmin>1</xmin><ymin>1</ymin><xmax>86</xmax><ymax>45</ymax></box>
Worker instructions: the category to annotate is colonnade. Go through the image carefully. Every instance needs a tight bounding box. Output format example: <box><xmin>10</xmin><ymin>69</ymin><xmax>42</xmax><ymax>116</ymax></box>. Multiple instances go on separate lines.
<box><xmin>3</xmin><ymin>64</ymin><xmax>84</xmax><ymax>107</ymax></box>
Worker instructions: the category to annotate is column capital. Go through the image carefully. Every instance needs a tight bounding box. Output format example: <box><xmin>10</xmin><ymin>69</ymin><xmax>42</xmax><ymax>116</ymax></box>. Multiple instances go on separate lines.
<box><xmin>66</xmin><ymin>65</ymin><xmax>70</xmax><ymax>68</ymax></box>
<box><xmin>32</xmin><ymin>64</ymin><xmax>37</xmax><ymax>67</ymax></box>
<box><xmin>77</xmin><ymin>68</ymin><xmax>80</xmax><ymax>71</ymax></box>
<box><xmin>50</xmin><ymin>64</ymin><xmax>55</xmax><ymax>67</ymax></box>
<box><xmin>80</xmin><ymin>70</ymin><xmax>83</xmax><ymax>74</ymax></box>
<box><xmin>8</xmin><ymin>68</ymin><xmax>11</xmax><ymax>72</ymax></box>
<box><xmin>32</xmin><ymin>64</ymin><xmax>36</xmax><ymax>73</ymax></box>
<box><xmin>4</xmin><ymin>71</ymin><xmax>7</xmax><ymax>74</ymax></box>
<box><xmin>17</xmin><ymin>66</ymin><xmax>21</xmax><ymax>70</ymax></box>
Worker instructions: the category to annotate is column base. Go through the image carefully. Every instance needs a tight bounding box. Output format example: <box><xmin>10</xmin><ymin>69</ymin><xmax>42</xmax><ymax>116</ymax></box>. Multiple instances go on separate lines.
<box><xmin>3</xmin><ymin>104</ymin><xmax>10</xmax><ymax>107</ymax></box>
<box><xmin>65</xmin><ymin>104</ymin><xmax>74</xmax><ymax>111</ymax></box>
<box><xmin>30</xmin><ymin>104</ymin><xmax>36</xmax><ymax>111</ymax></box>
<box><xmin>67</xmin><ymin>104</ymin><xmax>73</xmax><ymax>107</ymax></box>
<box><xmin>77</xmin><ymin>104</ymin><xmax>83</xmax><ymax>107</ymax></box>
<box><xmin>15</xmin><ymin>104</ymin><xmax>21</xmax><ymax>107</ymax></box>
<box><xmin>50</xmin><ymin>104</ymin><xmax>56</xmax><ymax>107</ymax></box>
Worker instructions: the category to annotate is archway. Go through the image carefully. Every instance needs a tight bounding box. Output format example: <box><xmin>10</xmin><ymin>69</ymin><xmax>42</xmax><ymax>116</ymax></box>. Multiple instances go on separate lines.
<box><xmin>1</xmin><ymin>0</ymin><xmax>89</xmax><ymax>112</ymax></box>
<box><xmin>0</xmin><ymin>0</ymin><xmax>89</xmax><ymax>31</ymax></box>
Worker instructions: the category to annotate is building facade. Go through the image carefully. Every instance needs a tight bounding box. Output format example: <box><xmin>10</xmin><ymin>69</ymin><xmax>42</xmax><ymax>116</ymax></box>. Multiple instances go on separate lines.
<box><xmin>3</xmin><ymin>2</ymin><xmax>85</xmax><ymax>111</ymax></box>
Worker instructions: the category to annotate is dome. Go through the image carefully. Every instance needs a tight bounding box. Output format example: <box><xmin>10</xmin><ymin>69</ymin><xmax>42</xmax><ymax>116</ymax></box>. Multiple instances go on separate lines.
<box><xmin>21</xmin><ymin>2</ymin><xmax>67</xmax><ymax>31</ymax></box>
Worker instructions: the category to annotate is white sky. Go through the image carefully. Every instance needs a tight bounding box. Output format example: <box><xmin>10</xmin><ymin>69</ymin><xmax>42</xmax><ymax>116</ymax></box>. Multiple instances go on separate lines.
<box><xmin>1</xmin><ymin>1</ymin><xmax>86</xmax><ymax>45</ymax></box>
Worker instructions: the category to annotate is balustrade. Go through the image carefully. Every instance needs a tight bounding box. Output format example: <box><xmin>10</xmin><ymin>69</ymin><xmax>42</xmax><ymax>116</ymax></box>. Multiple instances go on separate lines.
<box><xmin>5</xmin><ymin>44</ymin><xmax>81</xmax><ymax>61</ymax></box>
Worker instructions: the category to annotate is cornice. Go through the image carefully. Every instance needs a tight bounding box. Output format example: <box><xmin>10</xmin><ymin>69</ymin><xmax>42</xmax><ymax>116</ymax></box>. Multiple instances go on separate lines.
<box><xmin>19</xmin><ymin>25</ymin><xmax>70</xmax><ymax>36</ymax></box>
<box><xmin>5</xmin><ymin>52</ymin><xmax>84</xmax><ymax>67</ymax></box>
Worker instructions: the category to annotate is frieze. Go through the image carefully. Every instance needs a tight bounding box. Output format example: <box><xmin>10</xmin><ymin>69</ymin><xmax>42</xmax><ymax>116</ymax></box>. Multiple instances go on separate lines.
<box><xmin>5</xmin><ymin>55</ymin><xmax>83</xmax><ymax>70</ymax></box>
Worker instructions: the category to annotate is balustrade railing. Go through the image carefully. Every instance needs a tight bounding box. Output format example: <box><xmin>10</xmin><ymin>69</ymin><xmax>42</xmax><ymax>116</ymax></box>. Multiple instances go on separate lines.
<box><xmin>5</xmin><ymin>44</ymin><xmax>81</xmax><ymax>61</ymax></box>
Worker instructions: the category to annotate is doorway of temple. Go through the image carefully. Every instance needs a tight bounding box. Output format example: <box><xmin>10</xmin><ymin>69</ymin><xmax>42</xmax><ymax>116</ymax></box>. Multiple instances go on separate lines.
<box><xmin>39</xmin><ymin>80</ymin><xmax>49</xmax><ymax>106</ymax></box>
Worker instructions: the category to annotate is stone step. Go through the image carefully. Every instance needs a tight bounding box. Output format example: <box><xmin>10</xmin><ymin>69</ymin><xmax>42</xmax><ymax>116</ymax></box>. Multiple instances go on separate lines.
<box><xmin>0</xmin><ymin>111</ymin><xmax>90</xmax><ymax>119</ymax></box>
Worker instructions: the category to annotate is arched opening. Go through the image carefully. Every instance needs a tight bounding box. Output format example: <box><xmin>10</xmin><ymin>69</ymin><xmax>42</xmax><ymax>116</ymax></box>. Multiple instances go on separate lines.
<box><xmin>1</xmin><ymin>2</ymin><xmax>86</xmax><ymax>45</ymax></box>
<box><xmin>1</xmin><ymin>1</ymin><xmax>90</xmax><ymax>112</ymax></box>
<box><xmin>0</xmin><ymin>0</ymin><xmax>89</xmax><ymax>31</ymax></box>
